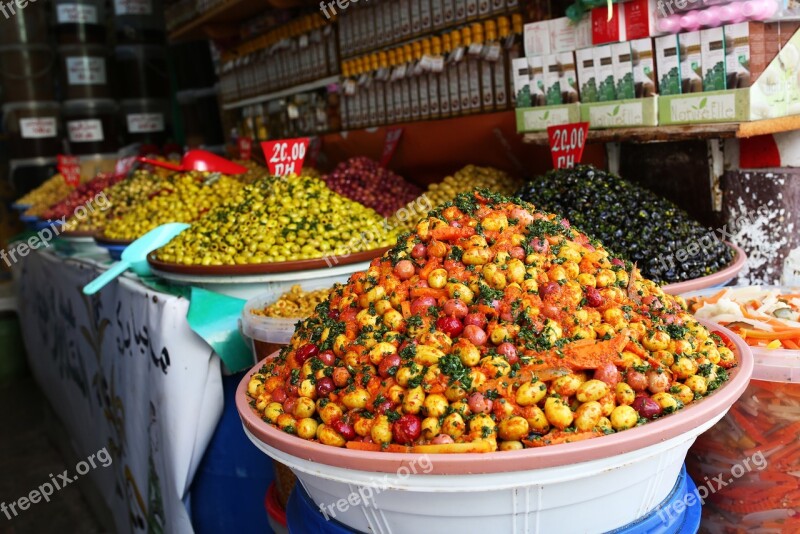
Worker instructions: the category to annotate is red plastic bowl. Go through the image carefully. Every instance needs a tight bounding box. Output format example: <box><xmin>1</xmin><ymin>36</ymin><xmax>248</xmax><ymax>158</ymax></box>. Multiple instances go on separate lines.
<box><xmin>236</xmin><ymin>320</ymin><xmax>753</xmax><ymax>475</ymax></box>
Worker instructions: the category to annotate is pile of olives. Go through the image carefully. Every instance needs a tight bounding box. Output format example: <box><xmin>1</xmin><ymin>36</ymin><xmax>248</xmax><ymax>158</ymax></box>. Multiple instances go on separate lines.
<box><xmin>18</xmin><ymin>174</ymin><xmax>89</xmax><ymax>217</ymax></box>
<box><xmin>154</xmin><ymin>174</ymin><xmax>402</xmax><ymax>266</ymax></box>
<box><xmin>102</xmin><ymin>173</ymin><xmax>246</xmax><ymax>241</ymax></box>
<box><xmin>516</xmin><ymin>165</ymin><xmax>734</xmax><ymax>284</ymax></box>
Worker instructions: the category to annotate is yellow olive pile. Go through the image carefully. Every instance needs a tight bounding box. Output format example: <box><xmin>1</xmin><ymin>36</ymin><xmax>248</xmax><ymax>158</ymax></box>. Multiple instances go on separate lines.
<box><xmin>390</xmin><ymin>166</ymin><xmax>522</xmax><ymax>231</ymax></box>
<box><xmin>154</xmin><ymin>174</ymin><xmax>402</xmax><ymax>266</ymax></box>
<box><xmin>252</xmin><ymin>285</ymin><xmax>334</xmax><ymax>319</ymax></box>
<box><xmin>63</xmin><ymin>170</ymin><xmax>165</xmax><ymax>233</ymax></box>
<box><xmin>247</xmin><ymin>190</ymin><xmax>736</xmax><ymax>453</ymax></box>
<box><xmin>102</xmin><ymin>173</ymin><xmax>245</xmax><ymax>241</ymax></box>
<box><xmin>18</xmin><ymin>174</ymin><xmax>89</xmax><ymax>217</ymax></box>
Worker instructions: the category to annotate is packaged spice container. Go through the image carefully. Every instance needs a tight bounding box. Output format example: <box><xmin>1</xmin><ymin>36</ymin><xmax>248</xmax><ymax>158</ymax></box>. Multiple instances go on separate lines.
<box><xmin>64</xmin><ymin>99</ymin><xmax>119</xmax><ymax>155</ymax></box>
<box><xmin>59</xmin><ymin>44</ymin><xmax>112</xmax><ymax>100</ymax></box>
<box><xmin>3</xmin><ymin>102</ymin><xmax>62</xmax><ymax>159</ymax></box>
<box><xmin>120</xmin><ymin>99</ymin><xmax>168</xmax><ymax>145</ymax></box>
<box><xmin>114</xmin><ymin>45</ymin><xmax>169</xmax><ymax>99</ymax></box>
<box><xmin>53</xmin><ymin>0</ymin><xmax>108</xmax><ymax>45</ymax></box>
<box><xmin>0</xmin><ymin>44</ymin><xmax>56</xmax><ymax>102</ymax></box>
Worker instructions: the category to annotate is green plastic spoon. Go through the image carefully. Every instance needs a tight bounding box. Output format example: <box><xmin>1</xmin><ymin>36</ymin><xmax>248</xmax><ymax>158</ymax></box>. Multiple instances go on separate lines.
<box><xmin>83</xmin><ymin>223</ymin><xmax>190</xmax><ymax>295</ymax></box>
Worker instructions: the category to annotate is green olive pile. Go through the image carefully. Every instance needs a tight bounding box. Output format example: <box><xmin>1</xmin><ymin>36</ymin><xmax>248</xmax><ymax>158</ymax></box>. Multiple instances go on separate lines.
<box><xmin>154</xmin><ymin>174</ymin><xmax>403</xmax><ymax>266</ymax></box>
<box><xmin>516</xmin><ymin>165</ymin><xmax>734</xmax><ymax>284</ymax></box>
<box><xmin>102</xmin><ymin>173</ymin><xmax>245</xmax><ymax>241</ymax></box>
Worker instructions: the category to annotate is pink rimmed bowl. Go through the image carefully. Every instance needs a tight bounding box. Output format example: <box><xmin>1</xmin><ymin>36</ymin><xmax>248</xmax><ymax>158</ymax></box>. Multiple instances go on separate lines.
<box><xmin>663</xmin><ymin>242</ymin><xmax>747</xmax><ymax>295</ymax></box>
<box><xmin>236</xmin><ymin>320</ymin><xmax>753</xmax><ymax>534</ymax></box>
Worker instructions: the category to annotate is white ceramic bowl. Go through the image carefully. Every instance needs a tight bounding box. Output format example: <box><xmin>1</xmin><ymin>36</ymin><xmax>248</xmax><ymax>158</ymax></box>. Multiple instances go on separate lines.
<box><xmin>237</xmin><ymin>321</ymin><xmax>753</xmax><ymax>534</ymax></box>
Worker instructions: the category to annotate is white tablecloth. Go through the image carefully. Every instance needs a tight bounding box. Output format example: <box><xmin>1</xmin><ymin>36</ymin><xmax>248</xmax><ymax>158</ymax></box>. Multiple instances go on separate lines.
<box><xmin>13</xmin><ymin>249</ymin><xmax>223</xmax><ymax>533</ymax></box>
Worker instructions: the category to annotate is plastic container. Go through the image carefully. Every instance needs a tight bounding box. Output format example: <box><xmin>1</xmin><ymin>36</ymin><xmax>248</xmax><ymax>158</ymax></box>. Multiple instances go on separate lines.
<box><xmin>59</xmin><ymin>44</ymin><xmax>112</xmax><ymax>100</ymax></box>
<box><xmin>53</xmin><ymin>0</ymin><xmax>108</xmax><ymax>45</ymax></box>
<box><xmin>682</xmin><ymin>286</ymin><xmax>800</xmax><ymax>531</ymax></box>
<box><xmin>120</xmin><ymin>99</ymin><xmax>168</xmax><ymax>145</ymax></box>
<box><xmin>0</xmin><ymin>44</ymin><xmax>56</xmax><ymax>102</ymax></box>
<box><xmin>265</xmin><ymin>483</ymin><xmax>288</xmax><ymax>534</ymax></box>
<box><xmin>237</xmin><ymin>320</ymin><xmax>753</xmax><ymax>534</ymax></box>
<box><xmin>112</xmin><ymin>0</ymin><xmax>166</xmax><ymax>44</ymax></box>
<box><xmin>9</xmin><ymin>157</ymin><xmax>58</xmax><ymax>197</ymax></box>
<box><xmin>3</xmin><ymin>102</ymin><xmax>62</xmax><ymax>159</ymax></box>
<box><xmin>114</xmin><ymin>45</ymin><xmax>169</xmax><ymax>99</ymax></box>
<box><xmin>240</xmin><ymin>276</ymin><xmax>347</xmax><ymax>360</ymax></box>
<box><xmin>0</xmin><ymin>1</ymin><xmax>47</xmax><ymax>45</ymax></box>
<box><xmin>64</xmin><ymin>99</ymin><xmax>119</xmax><ymax>155</ymax></box>
<box><xmin>286</xmin><ymin>466</ymin><xmax>702</xmax><ymax>534</ymax></box>
<box><xmin>190</xmin><ymin>373</ymin><xmax>273</xmax><ymax>534</ymax></box>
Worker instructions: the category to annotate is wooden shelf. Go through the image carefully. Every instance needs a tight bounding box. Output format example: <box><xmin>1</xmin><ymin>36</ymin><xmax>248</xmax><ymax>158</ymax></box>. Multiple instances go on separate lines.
<box><xmin>522</xmin><ymin>115</ymin><xmax>800</xmax><ymax>145</ymax></box>
<box><xmin>168</xmin><ymin>0</ymin><xmax>267</xmax><ymax>42</ymax></box>
<box><xmin>221</xmin><ymin>76</ymin><xmax>340</xmax><ymax>110</ymax></box>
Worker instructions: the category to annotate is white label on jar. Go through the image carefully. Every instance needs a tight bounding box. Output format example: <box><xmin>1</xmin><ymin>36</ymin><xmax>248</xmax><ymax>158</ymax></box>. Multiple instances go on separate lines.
<box><xmin>127</xmin><ymin>113</ymin><xmax>164</xmax><ymax>133</ymax></box>
<box><xmin>67</xmin><ymin>119</ymin><xmax>104</xmax><ymax>142</ymax></box>
<box><xmin>66</xmin><ymin>57</ymin><xmax>107</xmax><ymax>85</ymax></box>
<box><xmin>56</xmin><ymin>4</ymin><xmax>99</xmax><ymax>24</ymax></box>
<box><xmin>114</xmin><ymin>0</ymin><xmax>152</xmax><ymax>15</ymax></box>
<box><xmin>20</xmin><ymin>118</ymin><xmax>57</xmax><ymax>139</ymax></box>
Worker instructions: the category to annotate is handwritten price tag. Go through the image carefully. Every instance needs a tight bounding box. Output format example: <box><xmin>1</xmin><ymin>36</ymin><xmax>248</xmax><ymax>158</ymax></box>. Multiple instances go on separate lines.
<box><xmin>238</xmin><ymin>137</ymin><xmax>253</xmax><ymax>161</ymax></box>
<box><xmin>546</xmin><ymin>122</ymin><xmax>589</xmax><ymax>169</ymax></box>
<box><xmin>57</xmin><ymin>155</ymin><xmax>81</xmax><ymax>187</ymax></box>
<box><xmin>261</xmin><ymin>137</ymin><xmax>310</xmax><ymax>177</ymax></box>
<box><xmin>380</xmin><ymin>127</ymin><xmax>404</xmax><ymax>168</ymax></box>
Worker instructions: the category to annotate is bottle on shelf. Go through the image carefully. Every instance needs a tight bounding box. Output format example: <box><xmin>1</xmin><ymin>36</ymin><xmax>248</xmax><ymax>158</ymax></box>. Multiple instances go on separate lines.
<box><xmin>501</xmin><ymin>14</ymin><xmax>524</xmax><ymax>107</ymax></box>
<box><xmin>485</xmin><ymin>19</ymin><xmax>508</xmax><ymax>111</ymax></box>
<box><xmin>389</xmin><ymin>48</ymin><xmax>403</xmax><ymax>124</ymax></box>
<box><xmin>446</xmin><ymin>31</ymin><xmax>463</xmax><ymax>116</ymax></box>
<box><xmin>456</xmin><ymin>28</ymin><xmax>473</xmax><ymax>114</ymax></box>
<box><xmin>377</xmin><ymin>51</ymin><xmax>390</xmax><ymax>125</ymax></box>
<box><xmin>432</xmin><ymin>36</ymin><xmax>449</xmax><ymax>119</ymax></box>
<box><xmin>423</xmin><ymin>38</ymin><xmax>441</xmax><ymax>120</ymax></box>
<box><xmin>367</xmin><ymin>54</ymin><xmax>378</xmax><ymax>127</ymax></box>
<box><xmin>468</xmin><ymin>24</ymin><xmax>486</xmax><ymax>113</ymax></box>
<box><xmin>404</xmin><ymin>44</ymin><xmax>419</xmax><ymax>121</ymax></box>
<box><xmin>413</xmin><ymin>41</ymin><xmax>430</xmax><ymax>120</ymax></box>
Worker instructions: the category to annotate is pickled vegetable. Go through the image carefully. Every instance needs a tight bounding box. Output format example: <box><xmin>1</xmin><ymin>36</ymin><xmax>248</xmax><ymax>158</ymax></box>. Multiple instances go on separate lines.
<box><xmin>252</xmin><ymin>285</ymin><xmax>333</xmax><ymax>319</ymax></box>
<box><xmin>247</xmin><ymin>190</ymin><xmax>735</xmax><ymax>452</ymax></box>
<box><xmin>18</xmin><ymin>173</ymin><xmax>90</xmax><ymax>217</ymax></box>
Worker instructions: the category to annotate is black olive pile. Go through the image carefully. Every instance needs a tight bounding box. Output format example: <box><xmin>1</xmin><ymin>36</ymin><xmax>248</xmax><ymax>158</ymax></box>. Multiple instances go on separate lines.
<box><xmin>516</xmin><ymin>165</ymin><xmax>734</xmax><ymax>284</ymax></box>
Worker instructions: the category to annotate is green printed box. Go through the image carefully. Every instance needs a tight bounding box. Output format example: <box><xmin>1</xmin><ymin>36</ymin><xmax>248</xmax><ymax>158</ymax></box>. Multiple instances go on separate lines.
<box><xmin>658</xmin><ymin>88</ymin><xmax>751</xmax><ymax>124</ymax></box>
<box><xmin>516</xmin><ymin>104</ymin><xmax>582</xmax><ymax>132</ymax></box>
<box><xmin>580</xmin><ymin>97</ymin><xmax>658</xmax><ymax>128</ymax></box>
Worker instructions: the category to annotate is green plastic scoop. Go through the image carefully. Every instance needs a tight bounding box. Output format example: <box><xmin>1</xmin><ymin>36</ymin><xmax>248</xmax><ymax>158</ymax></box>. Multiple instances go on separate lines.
<box><xmin>83</xmin><ymin>223</ymin><xmax>190</xmax><ymax>295</ymax></box>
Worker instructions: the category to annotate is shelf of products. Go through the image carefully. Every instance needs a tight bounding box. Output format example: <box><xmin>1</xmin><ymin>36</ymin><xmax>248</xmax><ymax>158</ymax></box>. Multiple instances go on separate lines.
<box><xmin>168</xmin><ymin>0</ymin><xmax>267</xmax><ymax>42</ymax></box>
<box><xmin>223</xmin><ymin>75</ymin><xmax>341</xmax><ymax>110</ymax></box>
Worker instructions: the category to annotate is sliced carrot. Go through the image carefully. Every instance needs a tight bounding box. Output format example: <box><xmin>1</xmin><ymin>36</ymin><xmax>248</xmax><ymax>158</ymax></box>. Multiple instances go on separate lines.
<box><xmin>409</xmin><ymin>287</ymin><xmax>448</xmax><ymax>300</ymax></box>
<box><xmin>781</xmin><ymin>339</ymin><xmax>800</xmax><ymax>350</ymax></box>
<box><xmin>730</xmin><ymin>409</ymin><xmax>768</xmax><ymax>445</ymax></box>
<box><xmin>739</xmin><ymin>328</ymin><xmax>800</xmax><ymax>340</ymax></box>
<box><xmin>400</xmin><ymin>301</ymin><xmax>411</xmax><ymax>319</ymax></box>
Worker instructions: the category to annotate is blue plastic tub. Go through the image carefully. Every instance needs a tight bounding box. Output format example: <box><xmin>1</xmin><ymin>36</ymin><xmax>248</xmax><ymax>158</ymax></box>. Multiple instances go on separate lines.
<box><xmin>97</xmin><ymin>243</ymin><xmax>126</xmax><ymax>261</ymax></box>
<box><xmin>287</xmin><ymin>467</ymin><xmax>701</xmax><ymax>534</ymax></box>
<box><xmin>190</xmin><ymin>372</ymin><xmax>275</xmax><ymax>534</ymax></box>
<box><xmin>18</xmin><ymin>214</ymin><xmax>39</xmax><ymax>231</ymax></box>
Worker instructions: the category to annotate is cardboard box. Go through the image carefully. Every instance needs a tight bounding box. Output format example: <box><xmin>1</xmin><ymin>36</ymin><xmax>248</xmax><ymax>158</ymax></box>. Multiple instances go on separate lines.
<box><xmin>655</xmin><ymin>34</ymin><xmax>681</xmax><ymax>95</ymax></box>
<box><xmin>524</xmin><ymin>21</ymin><xmax>551</xmax><ymax>57</ymax></box>
<box><xmin>575</xmin><ymin>16</ymin><xmax>593</xmax><ymax>49</ymax></box>
<box><xmin>543</xmin><ymin>53</ymin><xmax>563</xmax><ymax>105</ymax></box>
<box><xmin>530</xmin><ymin>55</ymin><xmax>546</xmax><ymax>107</ymax></box>
<box><xmin>632</xmin><ymin>38</ymin><xmax>657</xmax><ymax>97</ymax></box>
<box><xmin>512</xmin><ymin>56</ymin><xmax>532</xmax><ymax>107</ymax></box>
<box><xmin>701</xmin><ymin>27</ymin><xmax>726</xmax><ymax>91</ymax></box>
<box><xmin>576</xmin><ymin>47</ymin><xmax>598</xmax><ymax>102</ymax></box>
<box><xmin>679</xmin><ymin>31</ymin><xmax>703</xmax><ymax>93</ymax></box>
<box><xmin>724</xmin><ymin>22</ymin><xmax>751</xmax><ymax>89</ymax></box>
<box><xmin>612</xmin><ymin>41</ymin><xmax>635</xmax><ymax>99</ymax></box>
<box><xmin>582</xmin><ymin>96</ymin><xmax>658</xmax><ymax>127</ymax></box>
<box><xmin>550</xmin><ymin>17</ymin><xmax>576</xmax><ymax>53</ymax></box>
<box><xmin>592</xmin><ymin>3</ymin><xmax>625</xmax><ymax>45</ymax></box>
<box><xmin>558</xmin><ymin>51</ymin><xmax>579</xmax><ymax>103</ymax></box>
<box><xmin>594</xmin><ymin>45</ymin><xmax>617</xmax><ymax>101</ymax></box>
<box><xmin>515</xmin><ymin>103</ymin><xmax>582</xmax><ymax>132</ymax></box>
<box><xmin>624</xmin><ymin>0</ymin><xmax>658</xmax><ymax>41</ymax></box>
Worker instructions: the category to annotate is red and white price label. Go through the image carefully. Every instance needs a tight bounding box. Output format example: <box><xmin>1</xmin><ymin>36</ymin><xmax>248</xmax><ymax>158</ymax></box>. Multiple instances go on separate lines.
<box><xmin>238</xmin><ymin>137</ymin><xmax>253</xmax><ymax>161</ymax></box>
<box><xmin>547</xmin><ymin>122</ymin><xmax>589</xmax><ymax>169</ymax></box>
<box><xmin>261</xmin><ymin>137</ymin><xmax>310</xmax><ymax>176</ymax></box>
<box><xmin>379</xmin><ymin>127</ymin><xmax>404</xmax><ymax>168</ymax></box>
<box><xmin>57</xmin><ymin>155</ymin><xmax>81</xmax><ymax>187</ymax></box>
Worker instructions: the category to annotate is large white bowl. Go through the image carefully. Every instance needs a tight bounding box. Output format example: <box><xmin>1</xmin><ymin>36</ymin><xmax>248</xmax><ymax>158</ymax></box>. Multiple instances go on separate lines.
<box><xmin>237</xmin><ymin>321</ymin><xmax>753</xmax><ymax>534</ymax></box>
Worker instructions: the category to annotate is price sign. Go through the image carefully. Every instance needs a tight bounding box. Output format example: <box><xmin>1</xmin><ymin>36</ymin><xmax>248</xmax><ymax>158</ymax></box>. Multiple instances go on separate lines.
<box><xmin>57</xmin><ymin>155</ymin><xmax>81</xmax><ymax>186</ymax></box>
<box><xmin>379</xmin><ymin>127</ymin><xmax>404</xmax><ymax>168</ymax></box>
<box><xmin>261</xmin><ymin>137</ymin><xmax>310</xmax><ymax>176</ymax></box>
<box><xmin>546</xmin><ymin>122</ymin><xmax>589</xmax><ymax>169</ymax></box>
<box><xmin>238</xmin><ymin>137</ymin><xmax>253</xmax><ymax>161</ymax></box>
